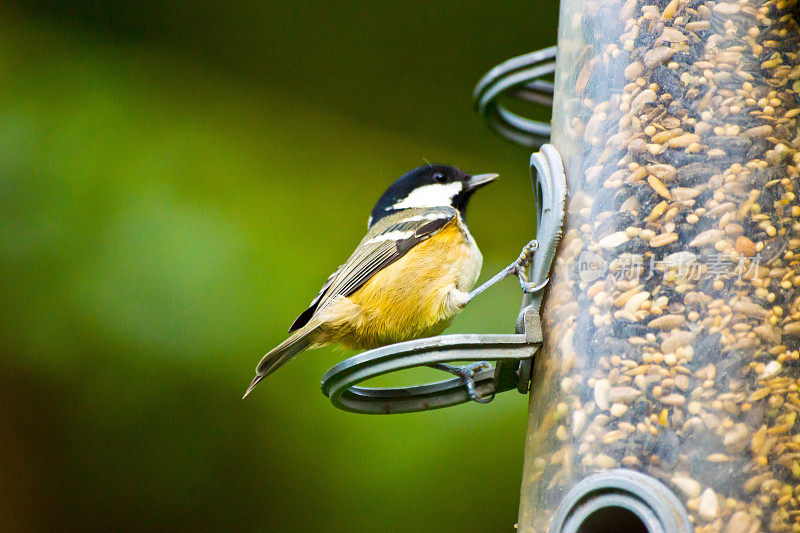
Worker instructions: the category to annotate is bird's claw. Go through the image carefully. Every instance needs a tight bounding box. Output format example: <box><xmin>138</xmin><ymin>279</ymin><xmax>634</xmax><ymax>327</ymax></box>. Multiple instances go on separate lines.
<box><xmin>513</xmin><ymin>239</ymin><xmax>539</xmax><ymax>270</ymax></box>
<box><xmin>521</xmin><ymin>277</ymin><xmax>549</xmax><ymax>294</ymax></box>
<box><xmin>465</xmin><ymin>239</ymin><xmax>546</xmax><ymax>303</ymax></box>
<box><xmin>429</xmin><ymin>362</ymin><xmax>495</xmax><ymax>404</ymax></box>
<box><xmin>509</xmin><ymin>240</ymin><xmax>548</xmax><ymax>294</ymax></box>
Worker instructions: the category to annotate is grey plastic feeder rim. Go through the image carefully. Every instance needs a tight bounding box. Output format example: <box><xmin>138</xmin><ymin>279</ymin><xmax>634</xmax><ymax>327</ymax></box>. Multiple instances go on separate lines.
<box><xmin>547</xmin><ymin>469</ymin><xmax>692</xmax><ymax>533</ymax></box>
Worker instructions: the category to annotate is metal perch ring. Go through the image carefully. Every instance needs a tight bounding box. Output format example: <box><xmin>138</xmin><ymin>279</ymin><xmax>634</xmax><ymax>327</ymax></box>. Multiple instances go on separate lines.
<box><xmin>473</xmin><ymin>46</ymin><xmax>556</xmax><ymax>147</ymax></box>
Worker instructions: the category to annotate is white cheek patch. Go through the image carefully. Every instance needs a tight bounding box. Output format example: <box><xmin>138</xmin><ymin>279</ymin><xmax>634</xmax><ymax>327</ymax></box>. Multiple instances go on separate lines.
<box><xmin>389</xmin><ymin>182</ymin><xmax>462</xmax><ymax>210</ymax></box>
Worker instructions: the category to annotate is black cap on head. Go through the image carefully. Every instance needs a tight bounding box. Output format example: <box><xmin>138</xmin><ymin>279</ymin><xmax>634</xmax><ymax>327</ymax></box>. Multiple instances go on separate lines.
<box><xmin>369</xmin><ymin>164</ymin><xmax>498</xmax><ymax>226</ymax></box>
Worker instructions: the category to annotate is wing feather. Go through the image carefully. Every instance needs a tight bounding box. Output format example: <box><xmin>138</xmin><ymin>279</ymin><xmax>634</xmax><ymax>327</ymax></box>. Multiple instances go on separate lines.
<box><xmin>288</xmin><ymin>266</ymin><xmax>341</xmax><ymax>331</ymax></box>
<box><xmin>287</xmin><ymin>210</ymin><xmax>455</xmax><ymax>330</ymax></box>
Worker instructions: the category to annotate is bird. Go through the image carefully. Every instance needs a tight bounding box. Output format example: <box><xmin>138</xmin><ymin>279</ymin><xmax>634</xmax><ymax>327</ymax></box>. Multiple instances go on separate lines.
<box><xmin>243</xmin><ymin>164</ymin><xmax>545</xmax><ymax>401</ymax></box>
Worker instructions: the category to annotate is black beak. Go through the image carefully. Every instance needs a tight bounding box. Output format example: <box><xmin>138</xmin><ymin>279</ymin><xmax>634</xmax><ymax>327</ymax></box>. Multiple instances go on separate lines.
<box><xmin>465</xmin><ymin>173</ymin><xmax>499</xmax><ymax>191</ymax></box>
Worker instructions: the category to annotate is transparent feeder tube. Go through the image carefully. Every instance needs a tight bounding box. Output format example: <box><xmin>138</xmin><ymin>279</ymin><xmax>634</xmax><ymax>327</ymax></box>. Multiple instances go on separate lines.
<box><xmin>519</xmin><ymin>0</ymin><xmax>800</xmax><ymax>531</ymax></box>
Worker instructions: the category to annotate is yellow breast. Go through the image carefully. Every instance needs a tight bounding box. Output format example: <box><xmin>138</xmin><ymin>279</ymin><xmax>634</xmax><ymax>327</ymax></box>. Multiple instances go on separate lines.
<box><xmin>317</xmin><ymin>217</ymin><xmax>482</xmax><ymax>349</ymax></box>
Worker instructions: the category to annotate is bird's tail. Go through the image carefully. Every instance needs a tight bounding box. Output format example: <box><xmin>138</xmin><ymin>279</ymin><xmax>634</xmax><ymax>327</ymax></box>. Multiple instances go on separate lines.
<box><xmin>242</xmin><ymin>325</ymin><xmax>319</xmax><ymax>398</ymax></box>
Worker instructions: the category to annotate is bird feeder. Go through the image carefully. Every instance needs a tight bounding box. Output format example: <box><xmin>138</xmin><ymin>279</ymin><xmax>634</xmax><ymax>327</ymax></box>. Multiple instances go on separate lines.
<box><xmin>512</xmin><ymin>0</ymin><xmax>800</xmax><ymax>532</ymax></box>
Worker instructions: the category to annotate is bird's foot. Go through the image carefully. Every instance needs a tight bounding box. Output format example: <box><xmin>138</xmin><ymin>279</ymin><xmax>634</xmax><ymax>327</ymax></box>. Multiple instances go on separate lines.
<box><xmin>512</xmin><ymin>239</ymin><xmax>539</xmax><ymax>271</ymax></box>
<box><xmin>428</xmin><ymin>362</ymin><xmax>494</xmax><ymax>404</ymax></box>
<box><xmin>465</xmin><ymin>239</ymin><xmax>546</xmax><ymax>302</ymax></box>
<box><xmin>509</xmin><ymin>239</ymin><xmax>549</xmax><ymax>294</ymax></box>
<box><xmin>520</xmin><ymin>277</ymin><xmax>550</xmax><ymax>293</ymax></box>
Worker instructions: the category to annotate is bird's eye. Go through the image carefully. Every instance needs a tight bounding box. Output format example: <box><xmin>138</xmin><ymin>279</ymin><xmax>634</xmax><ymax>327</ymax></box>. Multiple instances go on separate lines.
<box><xmin>433</xmin><ymin>172</ymin><xmax>447</xmax><ymax>183</ymax></box>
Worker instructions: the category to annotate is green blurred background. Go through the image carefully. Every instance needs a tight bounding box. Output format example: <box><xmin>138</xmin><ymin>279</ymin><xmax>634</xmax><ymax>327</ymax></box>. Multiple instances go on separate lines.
<box><xmin>0</xmin><ymin>2</ymin><xmax>555</xmax><ymax>531</ymax></box>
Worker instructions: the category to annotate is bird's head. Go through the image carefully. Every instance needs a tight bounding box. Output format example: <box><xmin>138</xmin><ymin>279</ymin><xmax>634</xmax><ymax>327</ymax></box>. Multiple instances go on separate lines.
<box><xmin>369</xmin><ymin>164</ymin><xmax>498</xmax><ymax>226</ymax></box>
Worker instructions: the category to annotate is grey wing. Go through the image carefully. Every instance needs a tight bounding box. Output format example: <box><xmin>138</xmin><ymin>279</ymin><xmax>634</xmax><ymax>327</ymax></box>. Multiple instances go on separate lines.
<box><xmin>287</xmin><ymin>212</ymin><xmax>455</xmax><ymax>331</ymax></box>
